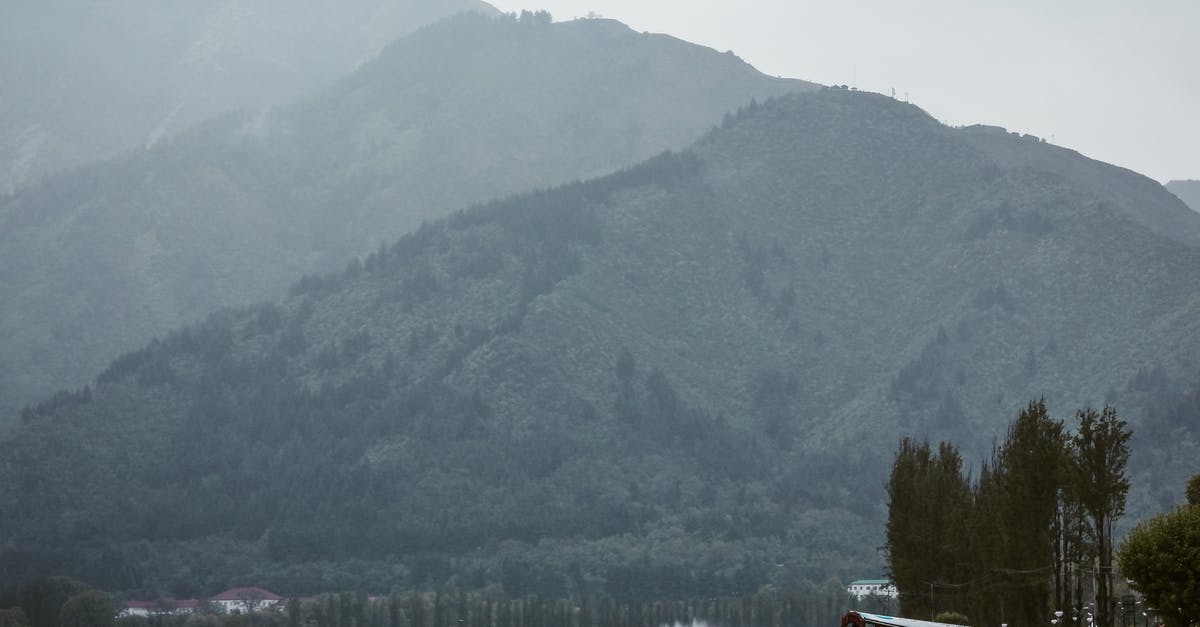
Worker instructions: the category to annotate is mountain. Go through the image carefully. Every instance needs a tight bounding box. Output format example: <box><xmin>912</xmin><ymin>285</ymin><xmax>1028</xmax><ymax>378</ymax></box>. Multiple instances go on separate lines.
<box><xmin>0</xmin><ymin>12</ymin><xmax>814</xmax><ymax>426</ymax></box>
<box><xmin>959</xmin><ymin>128</ymin><xmax>1200</xmax><ymax>247</ymax></box>
<box><xmin>3</xmin><ymin>89</ymin><xmax>1199</xmax><ymax>598</ymax></box>
<box><xmin>0</xmin><ymin>0</ymin><xmax>499</xmax><ymax>193</ymax></box>
<box><xmin>1166</xmin><ymin>179</ymin><xmax>1200</xmax><ymax>213</ymax></box>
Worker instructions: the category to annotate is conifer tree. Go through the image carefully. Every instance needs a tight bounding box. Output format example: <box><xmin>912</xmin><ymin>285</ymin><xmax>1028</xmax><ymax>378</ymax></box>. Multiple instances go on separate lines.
<box><xmin>886</xmin><ymin>400</ymin><xmax>1133</xmax><ymax>627</ymax></box>
<box><xmin>1072</xmin><ymin>406</ymin><xmax>1131</xmax><ymax>627</ymax></box>
<box><xmin>994</xmin><ymin>400</ymin><xmax>1067</xmax><ymax>627</ymax></box>
<box><xmin>886</xmin><ymin>438</ymin><xmax>972</xmax><ymax>619</ymax></box>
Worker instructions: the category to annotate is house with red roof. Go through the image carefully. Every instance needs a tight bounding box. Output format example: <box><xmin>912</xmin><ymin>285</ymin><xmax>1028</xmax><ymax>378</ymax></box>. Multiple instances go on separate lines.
<box><xmin>120</xmin><ymin>587</ymin><xmax>285</xmax><ymax>617</ymax></box>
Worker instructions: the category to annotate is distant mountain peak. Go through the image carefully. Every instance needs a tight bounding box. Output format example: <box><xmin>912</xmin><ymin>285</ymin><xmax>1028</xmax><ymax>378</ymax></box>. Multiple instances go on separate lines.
<box><xmin>0</xmin><ymin>0</ymin><xmax>500</xmax><ymax>193</ymax></box>
<box><xmin>1166</xmin><ymin>179</ymin><xmax>1200</xmax><ymax>213</ymax></box>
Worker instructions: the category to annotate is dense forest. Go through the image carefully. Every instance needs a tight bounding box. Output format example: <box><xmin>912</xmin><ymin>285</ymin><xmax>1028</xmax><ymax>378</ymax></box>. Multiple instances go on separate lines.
<box><xmin>4</xmin><ymin>149</ymin><xmax>878</xmax><ymax>597</ymax></box>
<box><xmin>3</xmin><ymin>90</ymin><xmax>1200</xmax><ymax>601</ymax></box>
<box><xmin>886</xmin><ymin>401</ymin><xmax>1132</xmax><ymax>627</ymax></box>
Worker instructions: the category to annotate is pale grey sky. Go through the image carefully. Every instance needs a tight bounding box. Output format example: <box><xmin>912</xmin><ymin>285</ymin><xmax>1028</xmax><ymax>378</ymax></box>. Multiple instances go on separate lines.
<box><xmin>489</xmin><ymin>0</ymin><xmax>1198</xmax><ymax>183</ymax></box>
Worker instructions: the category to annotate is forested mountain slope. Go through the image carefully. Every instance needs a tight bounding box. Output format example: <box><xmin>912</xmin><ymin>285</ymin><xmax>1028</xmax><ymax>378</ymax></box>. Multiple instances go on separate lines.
<box><xmin>0</xmin><ymin>0</ymin><xmax>498</xmax><ymax>193</ymax></box>
<box><xmin>3</xmin><ymin>89</ymin><xmax>1199</xmax><ymax>599</ymax></box>
<box><xmin>0</xmin><ymin>12</ymin><xmax>814</xmax><ymax>424</ymax></box>
<box><xmin>960</xmin><ymin>129</ymin><xmax>1200</xmax><ymax>246</ymax></box>
<box><xmin>1166</xmin><ymin>179</ymin><xmax>1200</xmax><ymax>213</ymax></box>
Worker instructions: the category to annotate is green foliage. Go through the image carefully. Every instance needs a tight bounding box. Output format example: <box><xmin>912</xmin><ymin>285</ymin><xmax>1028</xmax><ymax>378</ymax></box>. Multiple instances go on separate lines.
<box><xmin>1188</xmin><ymin>474</ymin><xmax>1200</xmax><ymax>506</ymax></box>
<box><xmin>0</xmin><ymin>608</ymin><xmax>28</xmax><ymax>627</ymax></box>
<box><xmin>885</xmin><ymin>438</ymin><xmax>972</xmax><ymax>619</ymax></box>
<box><xmin>1072</xmin><ymin>406</ymin><xmax>1132</xmax><ymax>627</ymax></box>
<box><xmin>1117</xmin><ymin>504</ymin><xmax>1200</xmax><ymax>627</ymax></box>
<box><xmin>933</xmin><ymin>611</ymin><xmax>970</xmax><ymax>625</ymax></box>
<box><xmin>0</xmin><ymin>577</ymin><xmax>111</xmax><ymax>627</ymax></box>
<box><xmin>58</xmin><ymin>590</ymin><xmax>115</xmax><ymax>627</ymax></box>
<box><xmin>886</xmin><ymin>402</ymin><xmax>1131</xmax><ymax>627</ymax></box>
<box><xmin>9</xmin><ymin>577</ymin><xmax>86</xmax><ymax>627</ymax></box>
<box><xmin>967</xmin><ymin>399</ymin><xmax>1067</xmax><ymax>626</ymax></box>
<box><xmin>1074</xmin><ymin>407</ymin><xmax>1133</xmax><ymax>526</ymax></box>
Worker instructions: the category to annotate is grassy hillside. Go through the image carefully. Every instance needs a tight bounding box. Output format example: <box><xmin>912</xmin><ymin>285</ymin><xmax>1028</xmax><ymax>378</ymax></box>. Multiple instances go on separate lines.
<box><xmin>0</xmin><ymin>0</ymin><xmax>498</xmax><ymax>193</ymax></box>
<box><xmin>0</xmin><ymin>12</ymin><xmax>814</xmax><ymax>425</ymax></box>
<box><xmin>3</xmin><ymin>89</ymin><xmax>1199</xmax><ymax>598</ymax></box>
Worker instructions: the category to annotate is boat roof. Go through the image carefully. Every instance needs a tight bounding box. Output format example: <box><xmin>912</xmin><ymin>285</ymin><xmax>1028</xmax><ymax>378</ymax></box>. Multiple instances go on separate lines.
<box><xmin>850</xmin><ymin>611</ymin><xmax>971</xmax><ymax>627</ymax></box>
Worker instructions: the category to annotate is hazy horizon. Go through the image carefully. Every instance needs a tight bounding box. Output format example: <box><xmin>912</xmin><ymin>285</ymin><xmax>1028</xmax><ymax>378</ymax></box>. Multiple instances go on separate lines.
<box><xmin>489</xmin><ymin>0</ymin><xmax>1199</xmax><ymax>184</ymax></box>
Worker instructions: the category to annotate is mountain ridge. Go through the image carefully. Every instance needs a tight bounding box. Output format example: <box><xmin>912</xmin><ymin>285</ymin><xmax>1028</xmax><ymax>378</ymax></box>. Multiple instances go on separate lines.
<box><xmin>0</xmin><ymin>0</ymin><xmax>501</xmax><ymax>192</ymax></box>
<box><xmin>959</xmin><ymin>128</ymin><xmax>1200</xmax><ymax>246</ymax></box>
<box><xmin>0</xmin><ymin>12</ymin><xmax>815</xmax><ymax>425</ymax></box>
<box><xmin>1166</xmin><ymin>179</ymin><xmax>1200</xmax><ymax>213</ymax></box>
<box><xmin>4</xmin><ymin>89</ymin><xmax>1198</xmax><ymax>597</ymax></box>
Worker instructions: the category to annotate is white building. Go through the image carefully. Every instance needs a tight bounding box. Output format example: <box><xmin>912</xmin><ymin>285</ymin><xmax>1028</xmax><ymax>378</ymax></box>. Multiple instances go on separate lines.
<box><xmin>118</xmin><ymin>599</ymin><xmax>200</xmax><ymax>618</ymax></box>
<box><xmin>848</xmin><ymin>579</ymin><xmax>898</xmax><ymax>599</ymax></box>
<box><xmin>121</xmin><ymin>587</ymin><xmax>284</xmax><ymax>618</ymax></box>
<box><xmin>208</xmin><ymin>587</ymin><xmax>284</xmax><ymax>613</ymax></box>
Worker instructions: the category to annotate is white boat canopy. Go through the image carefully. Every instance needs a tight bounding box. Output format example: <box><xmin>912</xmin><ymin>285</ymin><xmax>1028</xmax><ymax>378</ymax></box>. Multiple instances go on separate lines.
<box><xmin>843</xmin><ymin>611</ymin><xmax>971</xmax><ymax>627</ymax></box>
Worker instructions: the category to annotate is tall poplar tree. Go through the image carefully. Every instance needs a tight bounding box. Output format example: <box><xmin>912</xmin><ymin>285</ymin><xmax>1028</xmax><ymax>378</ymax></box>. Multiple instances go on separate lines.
<box><xmin>1072</xmin><ymin>406</ymin><xmax>1131</xmax><ymax>627</ymax></box>
<box><xmin>995</xmin><ymin>400</ymin><xmax>1067</xmax><ymax>627</ymax></box>
<box><xmin>965</xmin><ymin>400</ymin><xmax>1068</xmax><ymax>627</ymax></box>
<box><xmin>966</xmin><ymin>457</ymin><xmax>1006</xmax><ymax>625</ymax></box>
<box><xmin>886</xmin><ymin>401</ymin><xmax>1133</xmax><ymax>627</ymax></box>
<box><xmin>886</xmin><ymin>438</ymin><xmax>972</xmax><ymax>619</ymax></box>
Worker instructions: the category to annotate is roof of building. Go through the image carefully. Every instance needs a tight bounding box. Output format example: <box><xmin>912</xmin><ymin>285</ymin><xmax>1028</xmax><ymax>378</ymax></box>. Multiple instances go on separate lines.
<box><xmin>210</xmin><ymin>587</ymin><xmax>283</xmax><ymax>602</ymax></box>
<box><xmin>849</xmin><ymin>579</ymin><xmax>892</xmax><ymax>586</ymax></box>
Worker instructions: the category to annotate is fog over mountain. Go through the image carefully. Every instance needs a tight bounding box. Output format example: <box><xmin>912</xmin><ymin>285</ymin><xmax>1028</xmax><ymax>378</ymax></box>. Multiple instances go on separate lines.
<box><xmin>0</xmin><ymin>12</ymin><xmax>812</xmax><ymax>425</ymax></box>
<box><xmin>2</xmin><ymin>1</ymin><xmax>1198</xmax><ymax>615</ymax></box>
<box><xmin>0</xmin><ymin>0</ymin><xmax>498</xmax><ymax>193</ymax></box>
<box><xmin>489</xmin><ymin>1</ymin><xmax>1200</xmax><ymax>183</ymax></box>
<box><xmin>3</xmin><ymin>89</ymin><xmax>1198</xmax><ymax>598</ymax></box>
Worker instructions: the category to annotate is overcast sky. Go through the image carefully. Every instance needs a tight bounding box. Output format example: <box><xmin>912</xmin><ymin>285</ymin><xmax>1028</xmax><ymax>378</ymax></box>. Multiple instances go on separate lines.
<box><xmin>488</xmin><ymin>0</ymin><xmax>1198</xmax><ymax>183</ymax></box>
